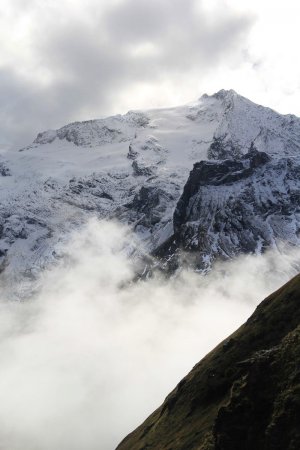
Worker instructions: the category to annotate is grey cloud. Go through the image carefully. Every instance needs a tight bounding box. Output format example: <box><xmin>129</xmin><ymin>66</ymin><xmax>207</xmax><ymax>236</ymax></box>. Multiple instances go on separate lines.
<box><xmin>0</xmin><ymin>0</ymin><xmax>255</xmax><ymax>148</ymax></box>
<box><xmin>103</xmin><ymin>0</ymin><xmax>190</xmax><ymax>43</ymax></box>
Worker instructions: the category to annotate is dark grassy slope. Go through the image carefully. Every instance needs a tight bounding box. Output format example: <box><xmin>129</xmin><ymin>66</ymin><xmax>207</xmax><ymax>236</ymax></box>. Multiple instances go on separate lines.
<box><xmin>117</xmin><ymin>274</ymin><xmax>300</xmax><ymax>450</ymax></box>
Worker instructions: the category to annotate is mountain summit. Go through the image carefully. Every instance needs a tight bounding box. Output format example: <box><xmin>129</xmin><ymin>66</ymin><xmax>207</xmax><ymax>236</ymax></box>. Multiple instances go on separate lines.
<box><xmin>1</xmin><ymin>90</ymin><xmax>300</xmax><ymax>292</ymax></box>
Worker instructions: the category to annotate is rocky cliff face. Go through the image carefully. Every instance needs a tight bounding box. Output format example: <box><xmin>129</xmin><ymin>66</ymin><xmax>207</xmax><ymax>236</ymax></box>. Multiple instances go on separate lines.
<box><xmin>117</xmin><ymin>274</ymin><xmax>300</xmax><ymax>450</ymax></box>
<box><xmin>169</xmin><ymin>148</ymin><xmax>300</xmax><ymax>271</ymax></box>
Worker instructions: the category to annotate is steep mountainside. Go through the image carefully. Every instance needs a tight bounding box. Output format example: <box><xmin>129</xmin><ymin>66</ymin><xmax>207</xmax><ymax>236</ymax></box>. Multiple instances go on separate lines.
<box><xmin>117</xmin><ymin>273</ymin><xmax>300</xmax><ymax>450</ymax></box>
<box><xmin>1</xmin><ymin>89</ymin><xmax>300</xmax><ymax>294</ymax></box>
<box><xmin>161</xmin><ymin>148</ymin><xmax>300</xmax><ymax>271</ymax></box>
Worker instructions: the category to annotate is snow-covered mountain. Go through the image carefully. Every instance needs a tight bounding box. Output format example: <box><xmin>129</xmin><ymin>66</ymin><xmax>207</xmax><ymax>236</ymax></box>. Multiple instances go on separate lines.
<box><xmin>2</xmin><ymin>89</ymin><xmax>300</xmax><ymax>295</ymax></box>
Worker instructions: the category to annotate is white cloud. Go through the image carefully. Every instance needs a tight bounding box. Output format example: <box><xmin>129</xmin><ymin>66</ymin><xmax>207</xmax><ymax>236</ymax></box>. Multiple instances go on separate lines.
<box><xmin>0</xmin><ymin>219</ymin><xmax>299</xmax><ymax>449</ymax></box>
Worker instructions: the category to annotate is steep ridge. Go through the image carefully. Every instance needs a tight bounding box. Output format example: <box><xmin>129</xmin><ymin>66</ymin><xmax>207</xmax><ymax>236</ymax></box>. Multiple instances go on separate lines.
<box><xmin>158</xmin><ymin>148</ymin><xmax>300</xmax><ymax>272</ymax></box>
<box><xmin>117</xmin><ymin>273</ymin><xmax>300</xmax><ymax>450</ymax></box>
<box><xmin>2</xmin><ymin>90</ymin><xmax>300</xmax><ymax>294</ymax></box>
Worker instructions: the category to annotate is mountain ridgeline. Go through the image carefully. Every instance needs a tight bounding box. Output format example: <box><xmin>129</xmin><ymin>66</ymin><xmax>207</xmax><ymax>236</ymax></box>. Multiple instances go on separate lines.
<box><xmin>117</xmin><ymin>274</ymin><xmax>300</xmax><ymax>450</ymax></box>
<box><xmin>2</xmin><ymin>89</ymin><xmax>300</xmax><ymax>293</ymax></box>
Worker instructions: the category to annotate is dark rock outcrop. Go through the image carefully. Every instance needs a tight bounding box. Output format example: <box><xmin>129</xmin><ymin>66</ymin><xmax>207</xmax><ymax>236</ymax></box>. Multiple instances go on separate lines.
<box><xmin>0</xmin><ymin>162</ymin><xmax>11</xmax><ymax>176</ymax></box>
<box><xmin>207</xmin><ymin>136</ymin><xmax>243</xmax><ymax>160</ymax></box>
<box><xmin>170</xmin><ymin>150</ymin><xmax>300</xmax><ymax>271</ymax></box>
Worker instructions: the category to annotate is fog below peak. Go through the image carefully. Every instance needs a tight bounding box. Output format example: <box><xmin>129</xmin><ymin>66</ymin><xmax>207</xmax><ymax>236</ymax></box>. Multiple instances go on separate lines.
<box><xmin>0</xmin><ymin>219</ymin><xmax>298</xmax><ymax>449</ymax></box>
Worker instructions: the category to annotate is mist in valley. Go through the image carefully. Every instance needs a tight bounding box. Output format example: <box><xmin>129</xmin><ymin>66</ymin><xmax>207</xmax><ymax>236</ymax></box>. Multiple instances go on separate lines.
<box><xmin>0</xmin><ymin>219</ymin><xmax>298</xmax><ymax>450</ymax></box>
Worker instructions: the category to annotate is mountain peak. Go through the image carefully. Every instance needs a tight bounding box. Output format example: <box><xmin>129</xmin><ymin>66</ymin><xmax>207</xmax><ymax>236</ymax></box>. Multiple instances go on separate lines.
<box><xmin>200</xmin><ymin>88</ymin><xmax>238</xmax><ymax>101</ymax></box>
<box><xmin>213</xmin><ymin>88</ymin><xmax>238</xmax><ymax>99</ymax></box>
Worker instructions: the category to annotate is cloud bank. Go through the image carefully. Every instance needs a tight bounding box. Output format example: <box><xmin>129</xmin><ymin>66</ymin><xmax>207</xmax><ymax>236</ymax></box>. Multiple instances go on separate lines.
<box><xmin>0</xmin><ymin>219</ymin><xmax>299</xmax><ymax>449</ymax></box>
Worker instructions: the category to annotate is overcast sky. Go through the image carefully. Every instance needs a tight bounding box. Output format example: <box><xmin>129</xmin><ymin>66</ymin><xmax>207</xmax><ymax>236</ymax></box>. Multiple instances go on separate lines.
<box><xmin>0</xmin><ymin>0</ymin><xmax>300</xmax><ymax>148</ymax></box>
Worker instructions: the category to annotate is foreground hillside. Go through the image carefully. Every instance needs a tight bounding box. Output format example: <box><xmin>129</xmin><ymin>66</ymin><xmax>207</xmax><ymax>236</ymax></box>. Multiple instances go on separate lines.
<box><xmin>117</xmin><ymin>273</ymin><xmax>300</xmax><ymax>449</ymax></box>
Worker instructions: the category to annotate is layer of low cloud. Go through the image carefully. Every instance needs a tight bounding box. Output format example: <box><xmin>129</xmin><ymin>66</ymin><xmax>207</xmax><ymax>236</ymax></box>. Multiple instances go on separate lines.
<box><xmin>0</xmin><ymin>0</ymin><xmax>253</xmax><ymax>148</ymax></box>
<box><xmin>0</xmin><ymin>219</ymin><xmax>299</xmax><ymax>449</ymax></box>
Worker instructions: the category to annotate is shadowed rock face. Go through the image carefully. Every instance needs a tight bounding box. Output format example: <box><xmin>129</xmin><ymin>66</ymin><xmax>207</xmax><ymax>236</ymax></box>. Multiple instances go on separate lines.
<box><xmin>116</xmin><ymin>274</ymin><xmax>300</xmax><ymax>450</ymax></box>
<box><xmin>174</xmin><ymin>149</ymin><xmax>271</xmax><ymax>229</ymax></box>
<box><xmin>168</xmin><ymin>149</ymin><xmax>300</xmax><ymax>271</ymax></box>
